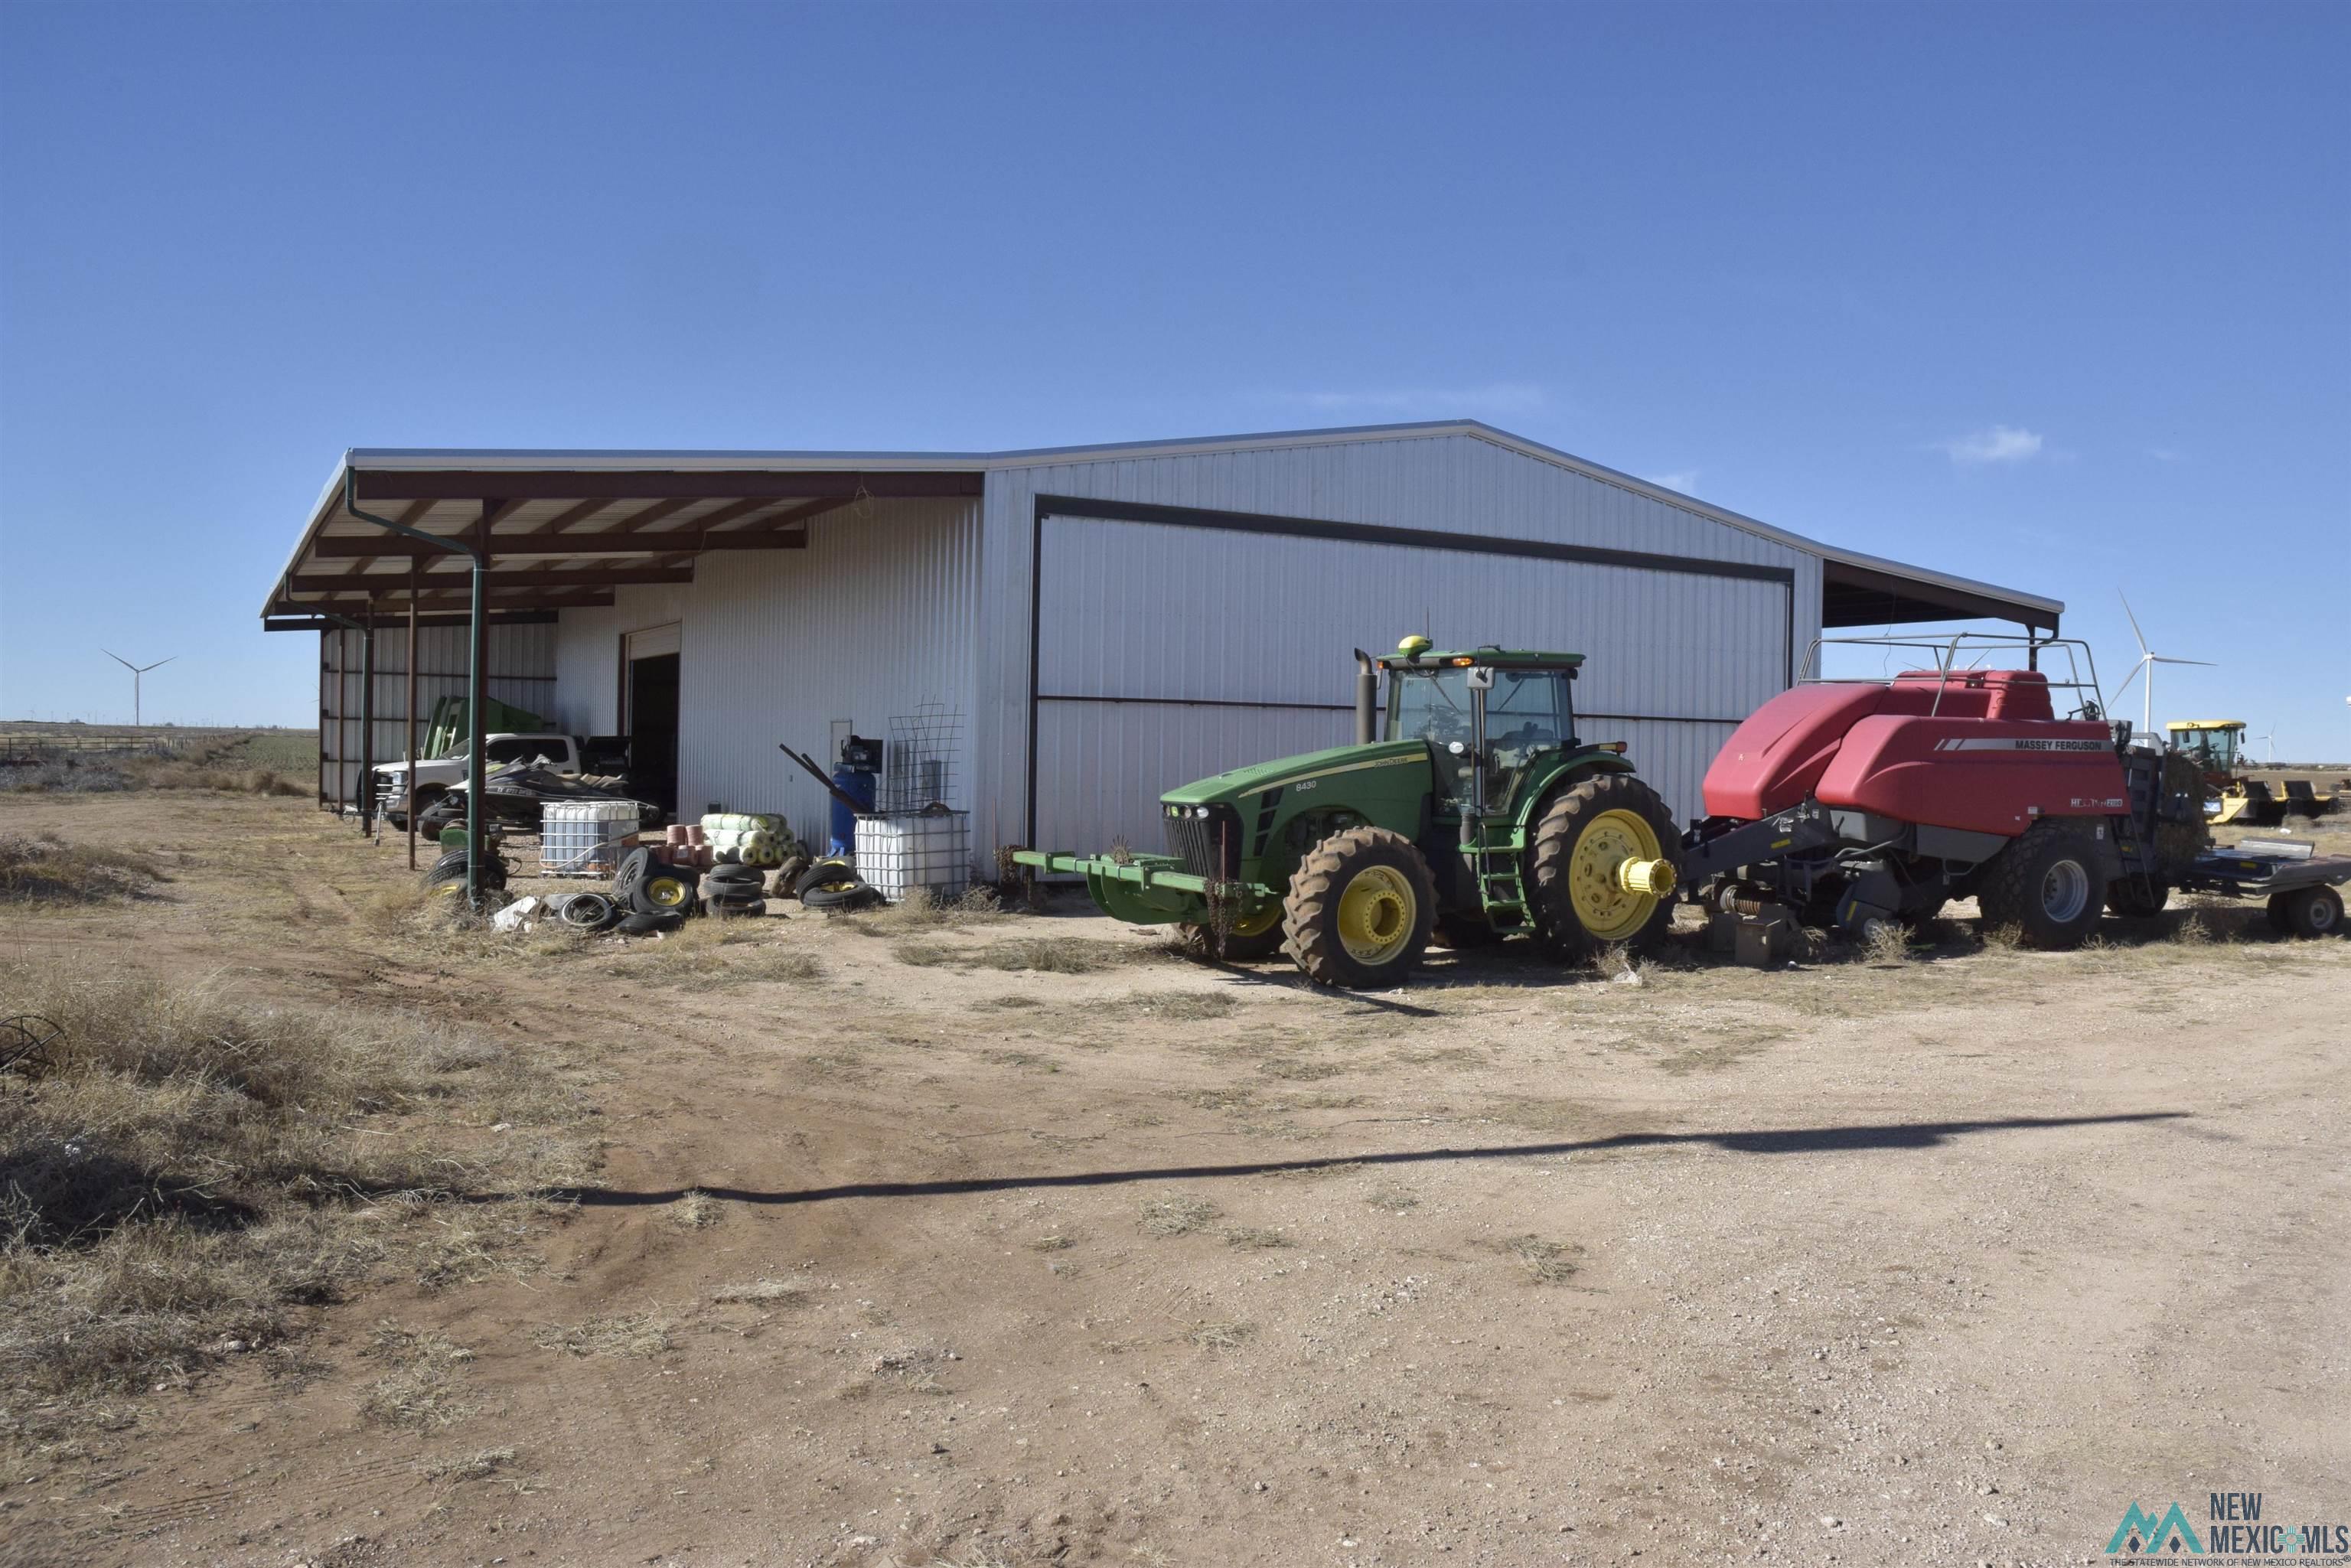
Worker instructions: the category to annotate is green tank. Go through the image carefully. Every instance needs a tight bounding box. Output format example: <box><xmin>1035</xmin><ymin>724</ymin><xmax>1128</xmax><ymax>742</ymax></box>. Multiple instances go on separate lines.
<box><xmin>1015</xmin><ymin>637</ymin><xmax>1679</xmax><ymax>989</ymax></box>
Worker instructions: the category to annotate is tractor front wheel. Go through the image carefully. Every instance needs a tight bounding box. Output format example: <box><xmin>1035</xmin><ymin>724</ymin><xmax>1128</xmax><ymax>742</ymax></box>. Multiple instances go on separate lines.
<box><xmin>1175</xmin><ymin>905</ymin><xmax>1286</xmax><ymax>963</ymax></box>
<box><xmin>1528</xmin><ymin>774</ymin><xmax>1680</xmax><ymax>964</ymax></box>
<box><xmin>1282</xmin><ymin>826</ymin><xmax>1437</xmax><ymax>988</ymax></box>
<box><xmin>1978</xmin><ymin>823</ymin><xmax>2103</xmax><ymax>949</ymax></box>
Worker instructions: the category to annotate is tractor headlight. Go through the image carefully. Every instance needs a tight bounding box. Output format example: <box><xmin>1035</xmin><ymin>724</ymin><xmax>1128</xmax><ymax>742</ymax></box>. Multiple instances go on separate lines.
<box><xmin>1194</xmin><ymin>806</ymin><xmax>1211</xmax><ymax>819</ymax></box>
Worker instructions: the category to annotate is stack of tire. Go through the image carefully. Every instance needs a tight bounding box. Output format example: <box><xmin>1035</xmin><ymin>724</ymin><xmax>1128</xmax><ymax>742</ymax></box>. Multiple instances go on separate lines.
<box><xmin>702</xmin><ymin>862</ymin><xmax>768</xmax><ymax>918</ymax></box>
<box><xmin>794</xmin><ymin>856</ymin><xmax>884</xmax><ymax>912</ymax></box>
<box><xmin>703</xmin><ymin>813</ymin><xmax>792</xmax><ymax>869</ymax></box>
<box><xmin>609</xmin><ymin>846</ymin><xmax>702</xmax><ymax>934</ymax></box>
<box><xmin>420</xmin><ymin>846</ymin><xmax>508</xmax><ymax>903</ymax></box>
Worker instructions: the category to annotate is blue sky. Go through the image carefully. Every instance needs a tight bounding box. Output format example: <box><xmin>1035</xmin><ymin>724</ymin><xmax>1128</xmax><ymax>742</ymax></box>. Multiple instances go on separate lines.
<box><xmin>2</xmin><ymin>2</ymin><xmax>2344</xmax><ymax>755</ymax></box>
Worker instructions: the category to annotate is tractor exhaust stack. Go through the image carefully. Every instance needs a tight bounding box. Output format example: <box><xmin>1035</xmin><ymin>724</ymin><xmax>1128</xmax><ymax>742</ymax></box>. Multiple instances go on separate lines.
<box><xmin>1353</xmin><ymin>650</ymin><xmax>1378</xmax><ymax>746</ymax></box>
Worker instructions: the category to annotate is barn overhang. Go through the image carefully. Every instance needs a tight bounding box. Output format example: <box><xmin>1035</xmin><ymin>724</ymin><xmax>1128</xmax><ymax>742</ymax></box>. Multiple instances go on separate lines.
<box><xmin>1819</xmin><ymin>556</ymin><xmax>2060</xmax><ymax>634</ymax></box>
<box><xmin>260</xmin><ymin>451</ymin><xmax>988</xmax><ymax>624</ymax></box>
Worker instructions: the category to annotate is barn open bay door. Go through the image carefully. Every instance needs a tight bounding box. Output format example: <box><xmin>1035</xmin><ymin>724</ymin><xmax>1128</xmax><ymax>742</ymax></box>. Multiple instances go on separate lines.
<box><xmin>1026</xmin><ymin>501</ymin><xmax>1793</xmax><ymax>860</ymax></box>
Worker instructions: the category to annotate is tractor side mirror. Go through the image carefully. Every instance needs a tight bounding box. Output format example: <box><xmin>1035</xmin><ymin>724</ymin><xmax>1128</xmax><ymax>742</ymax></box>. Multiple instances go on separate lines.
<box><xmin>1466</xmin><ymin>666</ymin><xmax>1495</xmax><ymax>690</ymax></box>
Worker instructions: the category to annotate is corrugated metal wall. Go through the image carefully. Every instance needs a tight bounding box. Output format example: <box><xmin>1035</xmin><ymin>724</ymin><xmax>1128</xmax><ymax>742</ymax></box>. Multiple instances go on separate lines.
<box><xmin>1031</xmin><ymin>514</ymin><xmax>1783</xmax><ymax>849</ymax></box>
<box><xmin>549</xmin><ymin>500</ymin><xmax>981</xmax><ymax>852</ymax></box>
<box><xmin>317</xmin><ymin>622</ymin><xmax>558</xmax><ymax>808</ymax></box>
<box><xmin>978</xmin><ymin>431</ymin><xmax>1823</xmax><ymax>856</ymax></box>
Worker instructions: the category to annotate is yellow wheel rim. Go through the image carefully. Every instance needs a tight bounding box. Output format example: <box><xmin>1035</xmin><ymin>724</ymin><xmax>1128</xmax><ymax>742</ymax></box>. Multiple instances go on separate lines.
<box><xmin>645</xmin><ymin>875</ymin><xmax>691</xmax><ymax>908</ymax></box>
<box><xmin>1567</xmin><ymin>807</ymin><xmax>1665</xmax><ymax>942</ymax></box>
<box><xmin>1229</xmin><ymin>905</ymin><xmax>1281</xmax><ymax>939</ymax></box>
<box><xmin>1337</xmin><ymin>864</ymin><xmax>1415</xmax><ymax>965</ymax></box>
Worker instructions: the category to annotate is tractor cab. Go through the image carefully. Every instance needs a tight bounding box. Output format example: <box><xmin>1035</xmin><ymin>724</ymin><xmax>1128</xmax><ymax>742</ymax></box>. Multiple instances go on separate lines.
<box><xmin>1379</xmin><ymin>639</ymin><xmax>1586</xmax><ymax>816</ymax></box>
<box><xmin>2165</xmin><ymin>720</ymin><xmax>2244</xmax><ymax>781</ymax></box>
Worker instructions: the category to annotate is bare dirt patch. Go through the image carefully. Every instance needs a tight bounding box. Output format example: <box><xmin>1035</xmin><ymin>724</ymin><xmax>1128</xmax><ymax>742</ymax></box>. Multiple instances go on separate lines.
<box><xmin>0</xmin><ymin>789</ymin><xmax>2345</xmax><ymax>1567</ymax></box>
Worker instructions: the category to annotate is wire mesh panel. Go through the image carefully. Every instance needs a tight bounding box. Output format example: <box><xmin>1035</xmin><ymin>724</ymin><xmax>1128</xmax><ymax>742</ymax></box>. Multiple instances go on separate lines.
<box><xmin>880</xmin><ymin>703</ymin><xmax>962</xmax><ymax>813</ymax></box>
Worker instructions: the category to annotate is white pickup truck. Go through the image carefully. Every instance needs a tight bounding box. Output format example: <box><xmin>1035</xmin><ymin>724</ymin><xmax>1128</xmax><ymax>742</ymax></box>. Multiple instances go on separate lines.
<box><xmin>373</xmin><ymin>732</ymin><xmax>595</xmax><ymax>814</ymax></box>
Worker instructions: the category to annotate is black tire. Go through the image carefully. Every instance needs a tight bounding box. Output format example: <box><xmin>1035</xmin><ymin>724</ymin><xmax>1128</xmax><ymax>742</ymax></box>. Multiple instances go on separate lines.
<box><xmin>558</xmin><ymin>892</ymin><xmax>619</xmax><ymax>931</ymax></box>
<box><xmin>630</xmin><ymin>862</ymin><xmax>699</xmax><ymax>918</ymax></box>
<box><xmin>2270</xmin><ymin>885</ymin><xmax>2343</xmax><ymax>939</ymax></box>
<box><xmin>616</xmin><ymin>910</ymin><xmax>686</xmax><ymax>936</ymax></box>
<box><xmin>1281</xmin><ymin>826</ymin><xmax>1437</xmax><ymax>989</ymax></box>
<box><xmin>708</xmin><ymin>895</ymin><xmax>765</xmax><ymax>919</ymax></box>
<box><xmin>2105</xmin><ymin>878</ymin><xmax>2170</xmax><ymax>920</ymax></box>
<box><xmin>1172</xmin><ymin>910</ymin><xmax>1286</xmax><ymax>963</ymax></box>
<box><xmin>801</xmin><ymin>877</ymin><xmax>884</xmax><ymax>912</ymax></box>
<box><xmin>794</xmin><ymin>858</ymin><xmax>859</xmax><ymax>901</ymax></box>
<box><xmin>422</xmin><ymin>852</ymin><xmax>507</xmax><ymax>893</ymax></box>
<box><xmin>1527</xmin><ymin>773</ymin><xmax>1679</xmax><ymax>964</ymax></box>
<box><xmin>705</xmin><ymin>862</ymin><xmax>765</xmax><ymax>887</ymax></box>
<box><xmin>1978</xmin><ymin>823</ymin><xmax>2104</xmax><ymax>950</ymax></box>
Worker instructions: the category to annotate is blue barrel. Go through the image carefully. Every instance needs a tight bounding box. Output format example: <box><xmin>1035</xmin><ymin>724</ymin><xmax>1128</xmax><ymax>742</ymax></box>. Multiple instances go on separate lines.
<box><xmin>829</xmin><ymin>766</ymin><xmax>876</xmax><ymax>856</ymax></box>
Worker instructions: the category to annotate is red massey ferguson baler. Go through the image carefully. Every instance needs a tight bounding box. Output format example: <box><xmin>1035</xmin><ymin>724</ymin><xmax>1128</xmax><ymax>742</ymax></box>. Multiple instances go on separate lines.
<box><xmin>1675</xmin><ymin>643</ymin><xmax>2206</xmax><ymax>949</ymax></box>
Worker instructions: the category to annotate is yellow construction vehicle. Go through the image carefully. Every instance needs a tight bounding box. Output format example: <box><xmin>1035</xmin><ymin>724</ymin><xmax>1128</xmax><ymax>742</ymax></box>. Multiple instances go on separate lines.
<box><xmin>2167</xmin><ymin>720</ymin><xmax>2338</xmax><ymax>825</ymax></box>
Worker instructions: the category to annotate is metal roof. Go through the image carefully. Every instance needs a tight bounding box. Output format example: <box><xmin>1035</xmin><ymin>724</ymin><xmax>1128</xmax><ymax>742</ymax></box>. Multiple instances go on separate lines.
<box><xmin>262</xmin><ymin>421</ymin><xmax>2062</xmax><ymax>629</ymax></box>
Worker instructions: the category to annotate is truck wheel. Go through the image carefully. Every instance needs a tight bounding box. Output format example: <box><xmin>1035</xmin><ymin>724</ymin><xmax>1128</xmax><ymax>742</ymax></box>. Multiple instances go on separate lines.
<box><xmin>2269</xmin><ymin>885</ymin><xmax>2343</xmax><ymax>939</ymax></box>
<box><xmin>1283</xmin><ymin>826</ymin><xmax>1436</xmax><ymax>989</ymax></box>
<box><xmin>2105</xmin><ymin>878</ymin><xmax>2170</xmax><ymax>919</ymax></box>
<box><xmin>1978</xmin><ymin>823</ymin><xmax>2103</xmax><ymax>949</ymax></box>
<box><xmin>1175</xmin><ymin>905</ymin><xmax>1285</xmax><ymax>963</ymax></box>
<box><xmin>1528</xmin><ymin>774</ymin><xmax>1679</xmax><ymax>964</ymax></box>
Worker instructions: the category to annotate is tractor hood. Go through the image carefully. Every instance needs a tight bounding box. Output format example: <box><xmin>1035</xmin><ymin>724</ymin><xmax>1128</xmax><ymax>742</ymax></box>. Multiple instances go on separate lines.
<box><xmin>1161</xmin><ymin>738</ymin><xmax>1430</xmax><ymax>807</ymax></box>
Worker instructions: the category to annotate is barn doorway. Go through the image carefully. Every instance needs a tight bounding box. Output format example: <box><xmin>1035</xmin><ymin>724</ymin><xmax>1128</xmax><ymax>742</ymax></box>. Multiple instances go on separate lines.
<box><xmin>621</xmin><ymin>624</ymin><xmax>681</xmax><ymax>817</ymax></box>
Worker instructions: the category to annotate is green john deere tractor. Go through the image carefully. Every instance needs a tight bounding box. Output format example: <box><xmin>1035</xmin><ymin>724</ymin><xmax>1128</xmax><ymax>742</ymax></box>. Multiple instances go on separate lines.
<box><xmin>1012</xmin><ymin>637</ymin><xmax>1681</xmax><ymax>989</ymax></box>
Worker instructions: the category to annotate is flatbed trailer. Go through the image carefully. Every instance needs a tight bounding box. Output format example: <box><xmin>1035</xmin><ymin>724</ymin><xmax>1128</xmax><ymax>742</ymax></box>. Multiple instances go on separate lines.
<box><xmin>2177</xmin><ymin>836</ymin><xmax>2349</xmax><ymax>937</ymax></box>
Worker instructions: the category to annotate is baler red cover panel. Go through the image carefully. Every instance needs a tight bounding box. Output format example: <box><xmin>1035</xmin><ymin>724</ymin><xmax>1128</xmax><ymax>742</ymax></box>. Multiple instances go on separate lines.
<box><xmin>1702</xmin><ymin>669</ymin><xmax>2124</xmax><ymax>834</ymax></box>
<box><xmin>1814</xmin><ymin>716</ymin><xmax>2126</xmax><ymax>836</ymax></box>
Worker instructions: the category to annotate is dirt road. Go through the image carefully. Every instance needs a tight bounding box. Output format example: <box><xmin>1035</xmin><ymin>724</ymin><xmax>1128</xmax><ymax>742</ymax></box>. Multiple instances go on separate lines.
<box><xmin>3</xmin><ymin>793</ymin><xmax>2346</xmax><ymax>1568</ymax></box>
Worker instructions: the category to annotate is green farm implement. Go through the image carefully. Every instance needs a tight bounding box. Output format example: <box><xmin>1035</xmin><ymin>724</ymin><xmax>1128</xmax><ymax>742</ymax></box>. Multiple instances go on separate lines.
<box><xmin>1013</xmin><ymin>637</ymin><xmax>1679</xmax><ymax>989</ymax></box>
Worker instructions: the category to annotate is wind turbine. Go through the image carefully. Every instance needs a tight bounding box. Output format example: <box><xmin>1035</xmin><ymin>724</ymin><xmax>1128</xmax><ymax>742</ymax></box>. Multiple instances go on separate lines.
<box><xmin>2111</xmin><ymin>592</ymin><xmax>2212</xmax><ymax>740</ymax></box>
<box><xmin>102</xmin><ymin>650</ymin><xmax>175</xmax><ymax>728</ymax></box>
<box><xmin>2256</xmin><ymin>722</ymin><xmax>2276</xmax><ymax>765</ymax></box>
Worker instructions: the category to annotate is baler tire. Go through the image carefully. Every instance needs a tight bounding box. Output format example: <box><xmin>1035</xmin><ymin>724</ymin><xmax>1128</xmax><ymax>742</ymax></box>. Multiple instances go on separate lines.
<box><xmin>2271</xmin><ymin>885</ymin><xmax>2343</xmax><ymax>939</ymax></box>
<box><xmin>1977</xmin><ymin>823</ymin><xmax>2103</xmax><ymax>950</ymax></box>
<box><xmin>1281</xmin><ymin>826</ymin><xmax>1436</xmax><ymax>989</ymax></box>
<box><xmin>1174</xmin><ymin>913</ymin><xmax>1285</xmax><ymax>963</ymax></box>
<box><xmin>2105</xmin><ymin>878</ymin><xmax>2170</xmax><ymax>920</ymax></box>
<box><xmin>1528</xmin><ymin>773</ymin><xmax>1679</xmax><ymax>965</ymax></box>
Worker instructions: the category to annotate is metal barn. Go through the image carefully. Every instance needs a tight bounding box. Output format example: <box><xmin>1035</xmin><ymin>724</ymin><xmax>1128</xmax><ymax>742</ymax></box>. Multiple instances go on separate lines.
<box><xmin>262</xmin><ymin>422</ymin><xmax>2061</xmax><ymax>869</ymax></box>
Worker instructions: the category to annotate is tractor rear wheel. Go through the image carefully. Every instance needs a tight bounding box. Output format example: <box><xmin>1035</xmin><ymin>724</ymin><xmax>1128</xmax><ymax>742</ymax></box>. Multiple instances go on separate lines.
<box><xmin>1175</xmin><ymin>905</ymin><xmax>1285</xmax><ymax>963</ymax></box>
<box><xmin>1282</xmin><ymin>826</ymin><xmax>1436</xmax><ymax>988</ymax></box>
<box><xmin>1528</xmin><ymin>774</ymin><xmax>1679</xmax><ymax>964</ymax></box>
<box><xmin>1978</xmin><ymin>823</ymin><xmax>2103</xmax><ymax>949</ymax></box>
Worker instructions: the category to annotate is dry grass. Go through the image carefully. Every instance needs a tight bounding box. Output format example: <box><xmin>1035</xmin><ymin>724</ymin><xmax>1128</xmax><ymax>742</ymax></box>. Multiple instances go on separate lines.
<box><xmin>610</xmin><ymin>921</ymin><xmax>823</xmax><ymax>988</ymax></box>
<box><xmin>1365</xmin><ymin>1187</ymin><xmax>1421</xmax><ymax>1213</ymax></box>
<box><xmin>530</xmin><ymin>1312</ymin><xmax>674</xmax><ymax>1358</ymax></box>
<box><xmin>710</xmin><ymin>1279</ymin><xmax>810</xmax><ymax>1307</ymax></box>
<box><xmin>357</xmin><ymin>1321</ymin><xmax>479</xmax><ymax>1431</ymax></box>
<box><xmin>1502</xmin><ymin>1234</ymin><xmax>1581</xmax><ymax>1284</ymax></box>
<box><xmin>0</xmin><ymin>834</ymin><xmax>164</xmax><ymax>905</ymax></box>
<box><xmin>670</xmin><ymin>1190</ymin><xmax>719</xmax><ymax>1230</ymax></box>
<box><xmin>842</xmin><ymin>885</ymin><xmax>1004</xmax><ymax>937</ymax></box>
<box><xmin>1859</xmin><ymin>922</ymin><xmax>1913</xmax><ymax>967</ymax></box>
<box><xmin>1221</xmin><ymin>1226</ymin><xmax>1291</xmax><ymax>1250</ymax></box>
<box><xmin>424</xmin><ymin>1445</ymin><xmax>518</xmax><ymax>1483</ymax></box>
<box><xmin>3</xmin><ymin>734</ymin><xmax>312</xmax><ymax>798</ymax></box>
<box><xmin>1188</xmin><ymin>1320</ymin><xmax>1254</xmax><ymax>1350</ymax></box>
<box><xmin>0</xmin><ymin>959</ymin><xmax>592</xmax><ymax>1445</ymax></box>
<box><xmin>971</xmin><ymin>937</ymin><xmax>1166</xmax><ymax>974</ymax></box>
<box><xmin>1139</xmin><ymin>1195</ymin><xmax>1219</xmax><ymax>1237</ymax></box>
